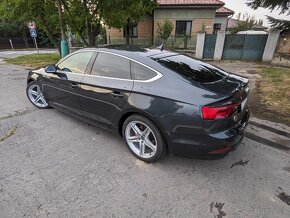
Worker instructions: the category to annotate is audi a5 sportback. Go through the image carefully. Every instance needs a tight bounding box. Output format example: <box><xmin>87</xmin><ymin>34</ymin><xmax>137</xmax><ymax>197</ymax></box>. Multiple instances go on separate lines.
<box><xmin>26</xmin><ymin>46</ymin><xmax>250</xmax><ymax>162</ymax></box>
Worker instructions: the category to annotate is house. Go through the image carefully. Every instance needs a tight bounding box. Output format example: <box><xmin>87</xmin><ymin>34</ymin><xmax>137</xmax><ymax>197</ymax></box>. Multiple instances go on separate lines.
<box><xmin>106</xmin><ymin>0</ymin><xmax>234</xmax><ymax>49</ymax></box>
<box><xmin>214</xmin><ymin>7</ymin><xmax>234</xmax><ymax>34</ymax></box>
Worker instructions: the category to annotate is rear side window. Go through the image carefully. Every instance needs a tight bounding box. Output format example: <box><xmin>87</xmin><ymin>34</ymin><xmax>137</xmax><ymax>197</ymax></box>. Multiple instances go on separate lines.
<box><xmin>153</xmin><ymin>55</ymin><xmax>228</xmax><ymax>83</ymax></box>
<box><xmin>57</xmin><ymin>52</ymin><xmax>94</xmax><ymax>74</ymax></box>
<box><xmin>91</xmin><ymin>53</ymin><xmax>131</xmax><ymax>79</ymax></box>
<box><xmin>132</xmin><ymin>62</ymin><xmax>157</xmax><ymax>81</ymax></box>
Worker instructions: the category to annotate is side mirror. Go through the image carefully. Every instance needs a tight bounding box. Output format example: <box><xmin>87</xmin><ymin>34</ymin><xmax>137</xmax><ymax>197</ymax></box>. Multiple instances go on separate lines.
<box><xmin>45</xmin><ymin>65</ymin><xmax>57</xmax><ymax>73</ymax></box>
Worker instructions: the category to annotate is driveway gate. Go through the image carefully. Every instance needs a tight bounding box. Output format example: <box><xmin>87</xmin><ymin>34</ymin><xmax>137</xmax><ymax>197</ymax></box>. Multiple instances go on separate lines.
<box><xmin>222</xmin><ymin>34</ymin><xmax>268</xmax><ymax>61</ymax></box>
<box><xmin>203</xmin><ymin>34</ymin><xmax>217</xmax><ymax>59</ymax></box>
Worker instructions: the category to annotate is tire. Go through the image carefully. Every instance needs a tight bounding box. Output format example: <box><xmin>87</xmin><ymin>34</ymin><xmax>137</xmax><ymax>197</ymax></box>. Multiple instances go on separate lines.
<box><xmin>26</xmin><ymin>81</ymin><xmax>50</xmax><ymax>109</ymax></box>
<box><xmin>122</xmin><ymin>114</ymin><xmax>167</xmax><ymax>162</ymax></box>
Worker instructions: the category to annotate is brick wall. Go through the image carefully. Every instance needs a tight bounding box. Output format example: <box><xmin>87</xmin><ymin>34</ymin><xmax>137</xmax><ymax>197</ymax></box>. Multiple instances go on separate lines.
<box><xmin>154</xmin><ymin>18</ymin><xmax>214</xmax><ymax>37</ymax></box>
<box><xmin>191</xmin><ymin>18</ymin><xmax>214</xmax><ymax>34</ymax></box>
<box><xmin>106</xmin><ymin>14</ymin><xmax>153</xmax><ymax>44</ymax></box>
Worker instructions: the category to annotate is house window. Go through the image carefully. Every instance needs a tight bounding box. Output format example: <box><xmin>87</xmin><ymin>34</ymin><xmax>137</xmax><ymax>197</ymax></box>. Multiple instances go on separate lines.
<box><xmin>123</xmin><ymin>24</ymin><xmax>138</xmax><ymax>38</ymax></box>
<box><xmin>213</xmin><ymin>23</ymin><xmax>222</xmax><ymax>34</ymax></box>
<box><xmin>176</xmin><ymin>21</ymin><xmax>192</xmax><ymax>36</ymax></box>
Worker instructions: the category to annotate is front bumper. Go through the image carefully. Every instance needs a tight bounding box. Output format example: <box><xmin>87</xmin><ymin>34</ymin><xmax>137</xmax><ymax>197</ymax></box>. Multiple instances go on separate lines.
<box><xmin>167</xmin><ymin>108</ymin><xmax>250</xmax><ymax>159</ymax></box>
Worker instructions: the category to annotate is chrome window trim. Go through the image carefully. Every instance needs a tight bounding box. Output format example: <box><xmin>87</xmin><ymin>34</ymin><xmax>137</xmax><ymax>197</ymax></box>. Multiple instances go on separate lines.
<box><xmin>55</xmin><ymin>49</ymin><xmax>163</xmax><ymax>83</ymax></box>
<box><xmin>90</xmin><ymin>50</ymin><xmax>163</xmax><ymax>83</ymax></box>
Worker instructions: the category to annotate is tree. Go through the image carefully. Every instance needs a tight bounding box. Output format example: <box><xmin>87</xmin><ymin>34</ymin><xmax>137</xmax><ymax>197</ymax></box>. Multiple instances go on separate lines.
<box><xmin>100</xmin><ymin>0</ymin><xmax>157</xmax><ymax>45</ymax></box>
<box><xmin>0</xmin><ymin>0</ymin><xmax>61</xmax><ymax>50</ymax></box>
<box><xmin>230</xmin><ymin>14</ymin><xmax>264</xmax><ymax>34</ymax></box>
<box><xmin>0</xmin><ymin>0</ymin><xmax>104</xmax><ymax>50</ymax></box>
<box><xmin>61</xmin><ymin>0</ymin><xmax>102</xmax><ymax>47</ymax></box>
<box><xmin>247</xmin><ymin>0</ymin><xmax>290</xmax><ymax>30</ymax></box>
<box><xmin>156</xmin><ymin>19</ymin><xmax>174</xmax><ymax>43</ymax></box>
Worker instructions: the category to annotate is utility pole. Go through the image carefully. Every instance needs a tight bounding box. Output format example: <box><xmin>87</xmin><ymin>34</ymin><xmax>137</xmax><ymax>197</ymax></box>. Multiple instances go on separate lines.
<box><xmin>57</xmin><ymin>0</ymin><xmax>69</xmax><ymax>57</ymax></box>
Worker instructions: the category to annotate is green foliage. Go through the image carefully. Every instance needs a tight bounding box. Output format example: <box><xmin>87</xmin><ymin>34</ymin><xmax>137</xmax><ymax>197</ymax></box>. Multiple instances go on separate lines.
<box><xmin>230</xmin><ymin>15</ymin><xmax>263</xmax><ymax>34</ymax></box>
<box><xmin>100</xmin><ymin>0</ymin><xmax>157</xmax><ymax>28</ymax></box>
<box><xmin>0</xmin><ymin>0</ymin><xmax>157</xmax><ymax>47</ymax></box>
<box><xmin>247</xmin><ymin>0</ymin><xmax>289</xmax><ymax>14</ymax></box>
<box><xmin>100</xmin><ymin>0</ymin><xmax>157</xmax><ymax>44</ymax></box>
<box><xmin>156</xmin><ymin>19</ymin><xmax>174</xmax><ymax>42</ymax></box>
<box><xmin>0</xmin><ymin>0</ymin><xmax>61</xmax><ymax>48</ymax></box>
<box><xmin>0</xmin><ymin>22</ymin><xmax>27</xmax><ymax>37</ymax></box>
<box><xmin>247</xmin><ymin>0</ymin><xmax>290</xmax><ymax>30</ymax></box>
<box><xmin>62</xmin><ymin>0</ymin><xmax>102</xmax><ymax>46</ymax></box>
<box><xmin>267</xmin><ymin>16</ymin><xmax>290</xmax><ymax>30</ymax></box>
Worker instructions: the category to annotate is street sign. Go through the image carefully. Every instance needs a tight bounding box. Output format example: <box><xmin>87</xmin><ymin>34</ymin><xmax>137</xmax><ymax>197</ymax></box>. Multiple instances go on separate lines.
<box><xmin>28</xmin><ymin>20</ymin><xmax>39</xmax><ymax>54</ymax></box>
<box><xmin>28</xmin><ymin>21</ymin><xmax>36</xmax><ymax>30</ymax></box>
<box><xmin>30</xmin><ymin>29</ymin><xmax>37</xmax><ymax>38</ymax></box>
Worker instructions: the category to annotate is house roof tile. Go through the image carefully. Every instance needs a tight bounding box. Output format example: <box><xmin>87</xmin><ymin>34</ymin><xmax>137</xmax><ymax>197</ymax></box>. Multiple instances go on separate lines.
<box><xmin>157</xmin><ymin>0</ymin><xmax>224</xmax><ymax>6</ymax></box>
<box><xmin>216</xmin><ymin>6</ymin><xmax>234</xmax><ymax>14</ymax></box>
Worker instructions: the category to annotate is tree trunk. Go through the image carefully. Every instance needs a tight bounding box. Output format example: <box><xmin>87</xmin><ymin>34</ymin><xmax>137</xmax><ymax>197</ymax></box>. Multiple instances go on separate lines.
<box><xmin>22</xmin><ymin>31</ymin><xmax>28</xmax><ymax>48</ymax></box>
<box><xmin>57</xmin><ymin>0</ymin><xmax>66</xmax><ymax>41</ymax></box>
<box><xmin>126</xmin><ymin>18</ymin><xmax>130</xmax><ymax>45</ymax></box>
<box><xmin>83</xmin><ymin>0</ymin><xmax>94</xmax><ymax>47</ymax></box>
<box><xmin>77</xmin><ymin>30</ymin><xmax>90</xmax><ymax>47</ymax></box>
<box><xmin>87</xmin><ymin>21</ymin><xmax>93</xmax><ymax>46</ymax></box>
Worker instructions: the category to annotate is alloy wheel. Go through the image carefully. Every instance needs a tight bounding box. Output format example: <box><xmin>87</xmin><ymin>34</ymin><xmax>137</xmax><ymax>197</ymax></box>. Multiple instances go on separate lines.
<box><xmin>125</xmin><ymin>121</ymin><xmax>157</xmax><ymax>159</ymax></box>
<box><xmin>28</xmin><ymin>84</ymin><xmax>48</xmax><ymax>108</ymax></box>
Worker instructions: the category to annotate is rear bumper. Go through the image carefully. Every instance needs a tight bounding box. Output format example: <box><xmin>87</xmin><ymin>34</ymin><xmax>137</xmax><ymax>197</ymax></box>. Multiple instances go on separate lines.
<box><xmin>167</xmin><ymin>108</ymin><xmax>250</xmax><ymax>159</ymax></box>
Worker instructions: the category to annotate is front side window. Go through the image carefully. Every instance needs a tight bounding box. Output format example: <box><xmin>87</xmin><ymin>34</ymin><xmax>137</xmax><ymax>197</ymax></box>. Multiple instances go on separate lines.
<box><xmin>57</xmin><ymin>52</ymin><xmax>94</xmax><ymax>74</ymax></box>
<box><xmin>91</xmin><ymin>53</ymin><xmax>131</xmax><ymax>79</ymax></box>
<box><xmin>176</xmin><ymin>21</ymin><xmax>192</xmax><ymax>36</ymax></box>
<box><xmin>132</xmin><ymin>62</ymin><xmax>157</xmax><ymax>81</ymax></box>
<box><xmin>123</xmin><ymin>24</ymin><xmax>138</xmax><ymax>38</ymax></box>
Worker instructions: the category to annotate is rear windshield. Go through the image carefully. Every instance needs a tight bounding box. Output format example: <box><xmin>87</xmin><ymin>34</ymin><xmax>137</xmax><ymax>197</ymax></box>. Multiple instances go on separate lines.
<box><xmin>153</xmin><ymin>55</ymin><xmax>229</xmax><ymax>83</ymax></box>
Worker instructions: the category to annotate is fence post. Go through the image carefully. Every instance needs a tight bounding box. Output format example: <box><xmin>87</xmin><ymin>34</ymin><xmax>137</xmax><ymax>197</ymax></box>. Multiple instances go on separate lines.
<box><xmin>213</xmin><ymin>30</ymin><xmax>226</xmax><ymax>61</ymax></box>
<box><xmin>196</xmin><ymin>32</ymin><xmax>205</xmax><ymax>59</ymax></box>
<box><xmin>9</xmin><ymin>39</ymin><xmax>14</xmax><ymax>50</ymax></box>
<box><xmin>262</xmin><ymin>30</ymin><xmax>281</xmax><ymax>63</ymax></box>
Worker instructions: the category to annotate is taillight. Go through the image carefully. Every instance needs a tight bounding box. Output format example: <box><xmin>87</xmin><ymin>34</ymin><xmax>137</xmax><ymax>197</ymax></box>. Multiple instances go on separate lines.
<box><xmin>202</xmin><ymin>103</ymin><xmax>240</xmax><ymax>120</ymax></box>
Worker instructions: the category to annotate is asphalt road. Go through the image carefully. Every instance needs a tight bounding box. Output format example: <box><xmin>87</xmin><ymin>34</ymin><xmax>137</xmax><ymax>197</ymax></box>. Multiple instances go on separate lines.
<box><xmin>0</xmin><ymin>62</ymin><xmax>290</xmax><ymax>218</ymax></box>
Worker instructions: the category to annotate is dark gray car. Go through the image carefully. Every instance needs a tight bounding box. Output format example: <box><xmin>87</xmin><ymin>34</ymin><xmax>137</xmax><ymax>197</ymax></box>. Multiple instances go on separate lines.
<box><xmin>26</xmin><ymin>46</ymin><xmax>250</xmax><ymax>162</ymax></box>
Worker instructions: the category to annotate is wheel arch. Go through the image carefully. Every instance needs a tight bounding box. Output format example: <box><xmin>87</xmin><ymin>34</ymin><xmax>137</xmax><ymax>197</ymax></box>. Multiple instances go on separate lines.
<box><xmin>117</xmin><ymin>109</ymin><xmax>170</xmax><ymax>151</ymax></box>
<box><xmin>117</xmin><ymin>110</ymin><xmax>166</xmax><ymax>137</ymax></box>
<box><xmin>27</xmin><ymin>78</ymin><xmax>35</xmax><ymax>84</ymax></box>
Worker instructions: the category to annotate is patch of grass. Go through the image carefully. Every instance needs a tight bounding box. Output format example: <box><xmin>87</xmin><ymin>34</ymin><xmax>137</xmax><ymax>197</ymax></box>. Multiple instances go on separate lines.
<box><xmin>6</xmin><ymin>53</ymin><xmax>60</xmax><ymax>68</ymax></box>
<box><xmin>258</xmin><ymin>67</ymin><xmax>290</xmax><ymax>116</ymax></box>
<box><xmin>0</xmin><ymin>125</ymin><xmax>17</xmax><ymax>143</ymax></box>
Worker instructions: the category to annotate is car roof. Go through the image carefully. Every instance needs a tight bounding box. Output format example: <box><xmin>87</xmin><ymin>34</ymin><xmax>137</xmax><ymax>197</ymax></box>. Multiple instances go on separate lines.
<box><xmin>77</xmin><ymin>45</ymin><xmax>179</xmax><ymax>63</ymax></box>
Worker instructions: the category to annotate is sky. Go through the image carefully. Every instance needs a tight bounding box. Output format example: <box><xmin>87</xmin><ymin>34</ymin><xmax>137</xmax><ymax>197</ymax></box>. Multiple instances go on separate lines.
<box><xmin>222</xmin><ymin>0</ymin><xmax>289</xmax><ymax>27</ymax></box>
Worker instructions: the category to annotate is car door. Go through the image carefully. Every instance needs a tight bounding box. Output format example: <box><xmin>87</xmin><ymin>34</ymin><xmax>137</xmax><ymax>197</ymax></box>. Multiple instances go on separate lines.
<box><xmin>42</xmin><ymin>51</ymin><xmax>94</xmax><ymax>114</ymax></box>
<box><xmin>79</xmin><ymin>52</ymin><xmax>133</xmax><ymax>128</ymax></box>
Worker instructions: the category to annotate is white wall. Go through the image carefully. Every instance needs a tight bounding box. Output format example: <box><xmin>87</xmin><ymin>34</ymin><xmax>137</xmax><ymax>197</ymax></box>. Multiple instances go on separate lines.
<box><xmin>214</xmin><ymin>16</ymin><xmax>228</xmax><ymax>31</ymax></box>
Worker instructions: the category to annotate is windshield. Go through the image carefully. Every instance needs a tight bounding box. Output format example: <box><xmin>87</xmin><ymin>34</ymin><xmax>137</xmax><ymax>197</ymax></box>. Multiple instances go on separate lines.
<box><xmin>153</xmin><ymin>55</ymin><xmax>229</xmax><ymax>83</ymax></box>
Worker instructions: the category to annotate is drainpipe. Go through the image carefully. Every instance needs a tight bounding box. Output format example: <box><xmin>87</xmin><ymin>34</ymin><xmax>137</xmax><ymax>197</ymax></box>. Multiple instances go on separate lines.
<box><xmin>226</xmin><ymin>14</ymin><xmax>234</xmax><ymax>33</ymax></box>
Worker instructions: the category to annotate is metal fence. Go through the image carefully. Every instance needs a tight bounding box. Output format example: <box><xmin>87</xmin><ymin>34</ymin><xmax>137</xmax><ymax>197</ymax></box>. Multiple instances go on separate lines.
<box><xmin>0</xmin><ymin>37</ymin><xmax>34</xmax><ymax>49</ymax></box>
<box><xmin>108</xmin><ymin>35</ymin><xmax>197</xmax><ymax>50</ymax></box>
<box><xmin>222</xmin><ymin>34</ymin><xmax>268</xmax><ymax>61</ymax></box>
<box><xmin>154</xmin><ymin>35</ymin><xmax>197</xmax><ymax>49</ymax></box>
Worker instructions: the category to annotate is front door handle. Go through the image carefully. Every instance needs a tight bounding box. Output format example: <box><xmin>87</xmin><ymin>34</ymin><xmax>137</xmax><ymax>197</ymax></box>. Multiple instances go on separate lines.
<box><xmin>70</xmin><ymin>82</ymin><xmax>79</xmax><ymax>88</ymax></box>
<box><xmin>110</xmin><ymin>91</ymin><xmax>124</xmax><ymax>99</ymax></box>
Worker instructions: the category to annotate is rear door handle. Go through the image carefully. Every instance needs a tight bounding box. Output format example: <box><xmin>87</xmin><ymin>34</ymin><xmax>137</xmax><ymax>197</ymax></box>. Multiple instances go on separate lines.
<box><xmin>70</xmin><ymin>82</ymin><xmax>79</xmax><ymax>88</ymax></box>
<box><xmin>110</xmin><ymin>91</ymin><xmax>124</xmax><ymax>98</ymax></box>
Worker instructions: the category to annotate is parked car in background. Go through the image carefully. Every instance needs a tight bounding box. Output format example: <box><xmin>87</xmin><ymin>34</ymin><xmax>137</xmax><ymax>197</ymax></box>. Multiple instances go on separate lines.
<box><xmin>26</xmin><ymin>46</ymin><xmax>250</xmax><ymax>162</ymax></box>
